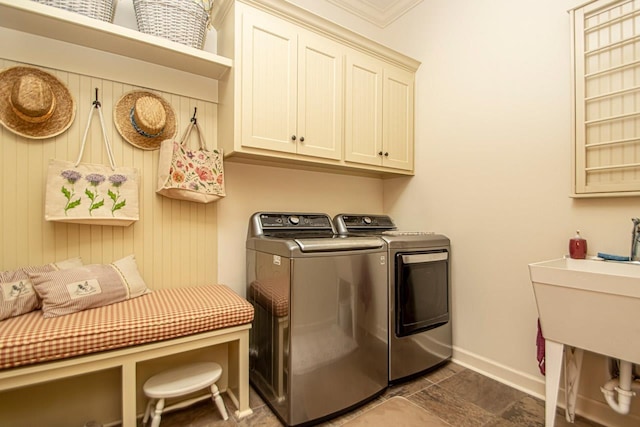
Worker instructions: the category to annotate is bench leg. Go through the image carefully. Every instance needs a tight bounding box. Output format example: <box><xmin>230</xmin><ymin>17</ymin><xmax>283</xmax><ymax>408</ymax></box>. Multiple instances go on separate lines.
<box><xmin>122</xmin><ymin>362</ymin><xmax>137</xmax><ymax>427</ymax></box>
<box><xmin>211</xmin><ymin>383</ymin><xmax>229</xmax><ymax>420</ymax></box>
<box><xmin>227</xmin><ymin>332</ymin><xmax>253</xmax><ymax>418</ymax></box>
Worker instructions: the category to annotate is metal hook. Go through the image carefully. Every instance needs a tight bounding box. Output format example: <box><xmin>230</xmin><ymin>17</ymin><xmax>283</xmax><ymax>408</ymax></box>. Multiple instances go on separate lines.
<box><xmin>93</xmin><ymin>88</ymin><xmax>101</xmax><ymax>108</ymax></box>
<box><xmin>191</xmin><ymin>107</ymin><xmax>198</xmax><ymax>124</ymax></box>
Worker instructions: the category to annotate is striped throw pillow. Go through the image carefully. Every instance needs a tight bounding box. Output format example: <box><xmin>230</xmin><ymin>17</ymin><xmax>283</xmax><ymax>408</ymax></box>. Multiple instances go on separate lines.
<box><xmin>29</xmin><ymin>255</ymin><xmax>150</xmax><ymax>318</ymax></box>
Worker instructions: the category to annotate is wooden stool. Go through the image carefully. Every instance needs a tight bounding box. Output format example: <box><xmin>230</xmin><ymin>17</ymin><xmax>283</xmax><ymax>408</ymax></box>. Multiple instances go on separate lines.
<box><xmin>142</xmin><ymin>362</ymin><xmax>229</xmax><ymax>427</ymax></box>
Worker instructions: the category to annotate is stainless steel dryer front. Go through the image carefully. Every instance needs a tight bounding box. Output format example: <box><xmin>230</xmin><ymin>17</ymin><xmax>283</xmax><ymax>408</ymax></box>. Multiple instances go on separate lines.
<box><xmin>246</xmin><ymin>212</ymin><xmax>388</xmax><ymax>426</ymax></box>
<box><xmin>334</xmin><ymin>214</ymin><xmax>452</xmax><ymax>383</ymax></box>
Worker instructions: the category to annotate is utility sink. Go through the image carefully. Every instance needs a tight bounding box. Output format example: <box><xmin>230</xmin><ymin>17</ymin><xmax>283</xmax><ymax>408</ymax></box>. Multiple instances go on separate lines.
<box><xmin>529</xmin><ymin>257</ymin><xmax>640</xmax><ymax>364</ymax></box>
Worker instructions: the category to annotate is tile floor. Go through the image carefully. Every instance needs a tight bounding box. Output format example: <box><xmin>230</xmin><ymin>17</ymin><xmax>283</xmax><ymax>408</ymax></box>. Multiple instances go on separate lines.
<box><xmin>152</xmin><ymin>362</ymin><xmax>606</xmax><ymax>427</ymax></box>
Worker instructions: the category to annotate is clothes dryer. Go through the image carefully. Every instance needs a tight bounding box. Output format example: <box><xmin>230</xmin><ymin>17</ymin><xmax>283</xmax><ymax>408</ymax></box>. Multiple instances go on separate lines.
<box><xmin>334</xmin><ymin>214</ymin><xmax>452</xmax><ymax>383</ymax></box>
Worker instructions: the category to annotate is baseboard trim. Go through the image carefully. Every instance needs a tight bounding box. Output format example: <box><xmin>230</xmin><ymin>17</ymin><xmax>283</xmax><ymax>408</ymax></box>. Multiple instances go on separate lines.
<box><xmin>452</xmin><ymin>346</ymin><xmax>640</xmax><ymax>427</ymax></box>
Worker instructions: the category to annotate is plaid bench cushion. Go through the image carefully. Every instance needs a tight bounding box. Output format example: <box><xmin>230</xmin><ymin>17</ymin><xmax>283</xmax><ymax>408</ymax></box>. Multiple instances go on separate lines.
<box><xmin>0</xmin><ymin>284</ymin><xmax>254</xmax><ymax>369</ymax></box>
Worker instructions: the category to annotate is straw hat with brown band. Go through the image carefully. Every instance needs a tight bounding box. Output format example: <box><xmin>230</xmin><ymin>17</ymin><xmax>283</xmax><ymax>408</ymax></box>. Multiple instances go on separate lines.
<box><xmin>0</xmin><ymin>66</ymin><xmax>76</xmax><ymax>139</ymax></box>
<box><xmin>114</xmin><ymin>90</ymin><xmax>177</xmax><ymax>150</ymax></box>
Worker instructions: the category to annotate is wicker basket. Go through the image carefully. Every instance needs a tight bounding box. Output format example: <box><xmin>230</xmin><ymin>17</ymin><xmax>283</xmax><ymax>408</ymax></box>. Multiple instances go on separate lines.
<box><xmin>32</xmin><ymin>0</ymin><xmax>117</xmax><ymax>22</ymax></box>
<box><xmin>133</xmin><ymin>0</ymin><xmax>209</xmax><ymax>49</ymax></box>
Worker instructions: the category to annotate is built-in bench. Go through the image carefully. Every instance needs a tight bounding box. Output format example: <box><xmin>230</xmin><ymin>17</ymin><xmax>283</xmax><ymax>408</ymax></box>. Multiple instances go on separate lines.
<box><xmin>0</xmin><ymin>284</ymin><xmax>254</xmax><ymax>426</ymax></box>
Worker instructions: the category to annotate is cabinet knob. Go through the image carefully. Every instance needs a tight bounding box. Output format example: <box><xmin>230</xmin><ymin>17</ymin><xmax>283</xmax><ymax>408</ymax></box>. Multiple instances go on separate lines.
<box><xmin>291</xmin><ymin>135</ymin><xmax>297</xmax><ymax>141</ymax></box>
<box><xmin>384</xmin><ymin>152</ymin><xmax>389</xmax><ymax>157</ymax></box>
<box><xmin>300</xmin><ymin>136</ymin><xmax>305</xmax><ymax>142</ymax></box>
<box><xmin>378</xmin><ymin>151</ymin><xmax>383</xmax><ymax>156</ymax></box>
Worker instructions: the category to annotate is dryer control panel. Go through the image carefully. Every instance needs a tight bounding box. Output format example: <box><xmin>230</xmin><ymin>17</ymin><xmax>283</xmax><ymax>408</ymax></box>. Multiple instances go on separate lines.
<box><xmin>334</xmin><ymin>214</ymin><xmax>396</xmax><ymax>234</ymax></box>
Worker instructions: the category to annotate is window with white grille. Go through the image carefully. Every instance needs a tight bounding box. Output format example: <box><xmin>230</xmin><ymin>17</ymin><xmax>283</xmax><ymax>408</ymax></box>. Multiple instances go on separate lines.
<box><xmin>571</xmin><ymin>0</ymin><xmax>640</xmax><ymax>196</ymax></box>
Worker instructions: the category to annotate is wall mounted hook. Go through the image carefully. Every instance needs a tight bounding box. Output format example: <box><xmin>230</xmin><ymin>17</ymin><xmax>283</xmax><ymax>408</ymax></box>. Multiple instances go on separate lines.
<box><xmin>93</xmin><ymin>88</ymin><xmax>101</xmax><ymax>108</ymax></box>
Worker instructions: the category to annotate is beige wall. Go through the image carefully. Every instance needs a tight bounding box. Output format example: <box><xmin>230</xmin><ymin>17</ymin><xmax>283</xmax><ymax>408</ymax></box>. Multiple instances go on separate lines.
<box><xmin>287</xmin><ymin>0</ymin><xmax>640</xmax><ymax>425</ymax></box>
<box><xmin>393</xmin><ymin>1</ymin><xmax>640</xmax><ymax>424</ymax></box>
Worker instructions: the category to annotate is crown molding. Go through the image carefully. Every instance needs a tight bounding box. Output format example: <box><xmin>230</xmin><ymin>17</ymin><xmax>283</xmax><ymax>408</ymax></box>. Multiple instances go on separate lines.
<box><xmin>326</xmin><ymin>0</ymin><xmax>423</xmax><ymax>28</ymax></box>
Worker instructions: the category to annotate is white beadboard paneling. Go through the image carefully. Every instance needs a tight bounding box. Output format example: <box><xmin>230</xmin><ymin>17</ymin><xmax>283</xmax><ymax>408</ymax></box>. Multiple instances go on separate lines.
<box><xmin>0</xmin><ymin>59</ymin><xmax>218</xmax><ymax>290</ymax></box>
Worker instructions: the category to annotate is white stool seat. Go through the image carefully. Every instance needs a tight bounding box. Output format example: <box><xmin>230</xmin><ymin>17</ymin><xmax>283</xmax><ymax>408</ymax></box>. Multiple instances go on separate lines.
<box><xmin>142</xmin><ymin>362</ymin><xmax>229</xmax><ymax>427</ymax></box>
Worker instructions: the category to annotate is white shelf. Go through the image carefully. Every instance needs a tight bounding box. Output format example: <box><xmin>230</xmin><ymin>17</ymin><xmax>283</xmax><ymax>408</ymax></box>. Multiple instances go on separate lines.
<box><xmin>0</xmin><ymin>0</ymin><xmax>232</xmax><ymax>80</ymax></box>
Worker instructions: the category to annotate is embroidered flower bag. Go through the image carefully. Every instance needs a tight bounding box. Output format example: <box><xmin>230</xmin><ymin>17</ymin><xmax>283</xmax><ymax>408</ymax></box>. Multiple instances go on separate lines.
<box><xmin>156</xmin><ymin>115</ymin><xmax>225</xmax><ymax>203</ymax></box>
<box><xmin>44</xmin><ymin>96</ymin><xmax>140</xmax><ymax>226</ymax></box>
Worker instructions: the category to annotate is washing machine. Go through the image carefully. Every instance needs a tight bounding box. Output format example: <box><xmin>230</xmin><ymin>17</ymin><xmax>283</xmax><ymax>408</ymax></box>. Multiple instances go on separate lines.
<box><xmin>246</xmin><ymin>212</ymin><xmax>389</xmax><ymax>426</ymax></box>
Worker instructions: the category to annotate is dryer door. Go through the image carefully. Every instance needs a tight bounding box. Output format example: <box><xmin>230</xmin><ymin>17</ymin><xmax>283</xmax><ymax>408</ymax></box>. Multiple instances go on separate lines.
<box><xmin>395</xmin><ymin>250</ymin><xmax>449</xmax><ymax>337</ymax></box>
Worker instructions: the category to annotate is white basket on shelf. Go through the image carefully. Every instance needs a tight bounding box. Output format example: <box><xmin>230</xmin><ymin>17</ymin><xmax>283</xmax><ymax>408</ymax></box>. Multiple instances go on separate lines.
<box><xmin>133</xmin><ymin>0</ymin><xmax>212</xmax><ymax>49</ymax></box>
<box><xmin>32</xmin><ymin>0</ymin><xmax>118</xmax><ymax>22</ymax></box>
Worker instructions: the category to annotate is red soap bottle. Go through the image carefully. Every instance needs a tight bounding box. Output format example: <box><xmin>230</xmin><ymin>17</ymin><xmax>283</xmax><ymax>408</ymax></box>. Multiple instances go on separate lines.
<box><xmin>569</xmin><ymin>230</ymin><xmax>587</xmax><ymax>259</ymax></box>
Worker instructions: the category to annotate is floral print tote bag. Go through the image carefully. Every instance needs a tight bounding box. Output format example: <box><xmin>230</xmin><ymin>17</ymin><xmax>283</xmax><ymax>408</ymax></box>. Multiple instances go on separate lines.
<box><xmin>156</xmin><ymin>117</ymin><xmax>225</xmax><ymax>203</ymax></box>
<box><xmin>44</xmin><ymin>98</ymin><xmax>139</xmax><ymax>226</ymax></box>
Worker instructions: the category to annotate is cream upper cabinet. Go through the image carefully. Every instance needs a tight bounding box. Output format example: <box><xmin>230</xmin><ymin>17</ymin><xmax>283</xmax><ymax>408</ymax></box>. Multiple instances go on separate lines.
<box><xmin>297</xmin><ymin>31</ymin><xmax>344</xmax><ymax>160</ymax></box>
<box><xmin>345</xmin><ymin>52</ymin><xmax>384</xmax><ymax>167</ymax></box>
<box><xmin>240</xmin><ymin>7</ymin><xmax>343</xmax><ymax>160</ymax></box>
<box><xmin>382</xmin><ymin>66</ymin><xmax>414</xmax><ymax>171</ymax></box>
<box><xmin>345</xmin><ymin>52</ymin><xmax>414</xmax><ymax>171</ymax></box>
<box><xmin>240</xmin><ymin>9</ymin><xmax>297</xmax><ymax>153</ymax></box>
<box><xmin>213</xmin><ymin>0</ymin><xmax>419</xmax><ymax>176</ymax></box>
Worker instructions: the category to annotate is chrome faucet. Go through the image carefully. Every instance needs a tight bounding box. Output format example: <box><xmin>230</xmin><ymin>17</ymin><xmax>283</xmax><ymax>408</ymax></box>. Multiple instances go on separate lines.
<box><xmin>631</xmin><ymin>218</ymin><xmax>640</xmax><ymax>261</ymax></box>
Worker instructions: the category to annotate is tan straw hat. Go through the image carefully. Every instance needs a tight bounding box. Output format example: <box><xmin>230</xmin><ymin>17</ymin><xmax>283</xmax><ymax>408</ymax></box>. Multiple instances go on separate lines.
<box><xmin>0</xmin><ymin>66</ymin><xmax>75</xmax><ymax>139</ymax></box>
<box><xmin>114</xmin><ymin>90</ymin><xmax>177</xmax><ymax>150</ymax></box>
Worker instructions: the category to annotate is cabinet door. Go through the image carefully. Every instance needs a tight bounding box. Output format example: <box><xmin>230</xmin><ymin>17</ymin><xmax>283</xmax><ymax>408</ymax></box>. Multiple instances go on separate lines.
<box><xmin>344</xmin><ymin>52</ymin><xmax>383</xmax><ymax>166</ymax></box>
<box><xmin>383</xmin><ymin>66</ymin><xmax>414</xmax><ymax>171</ymax></box>
<box><xmin>241</xmin><ymin>10</ymin><xmax>298</xmax><ymax>153</ymax></box>
<box><xmin>297</xmin><ymin>31</ymin><xmax>344</xmax><ymax>160</ymax></box>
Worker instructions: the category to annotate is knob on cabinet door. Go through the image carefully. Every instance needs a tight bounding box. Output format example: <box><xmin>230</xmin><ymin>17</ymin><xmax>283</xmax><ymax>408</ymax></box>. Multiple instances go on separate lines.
<box><xmin>291</xmin><ymin>135</ymin><xmax>296</xmax><ymax>141</ymax></box>
<box><xmin>384</xmin><ymin>152</ymin><xmax>389</xmax><ymax>157</ymax></box>
<box><xmin>300</xmin><ymin>136</ymin><xmax>305</xmax><ymax>142</ymax></box>
<box><xmin>378</xmin><ymin>151</ymin><xmax>383</xmax><ymax>156</ymax></box>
